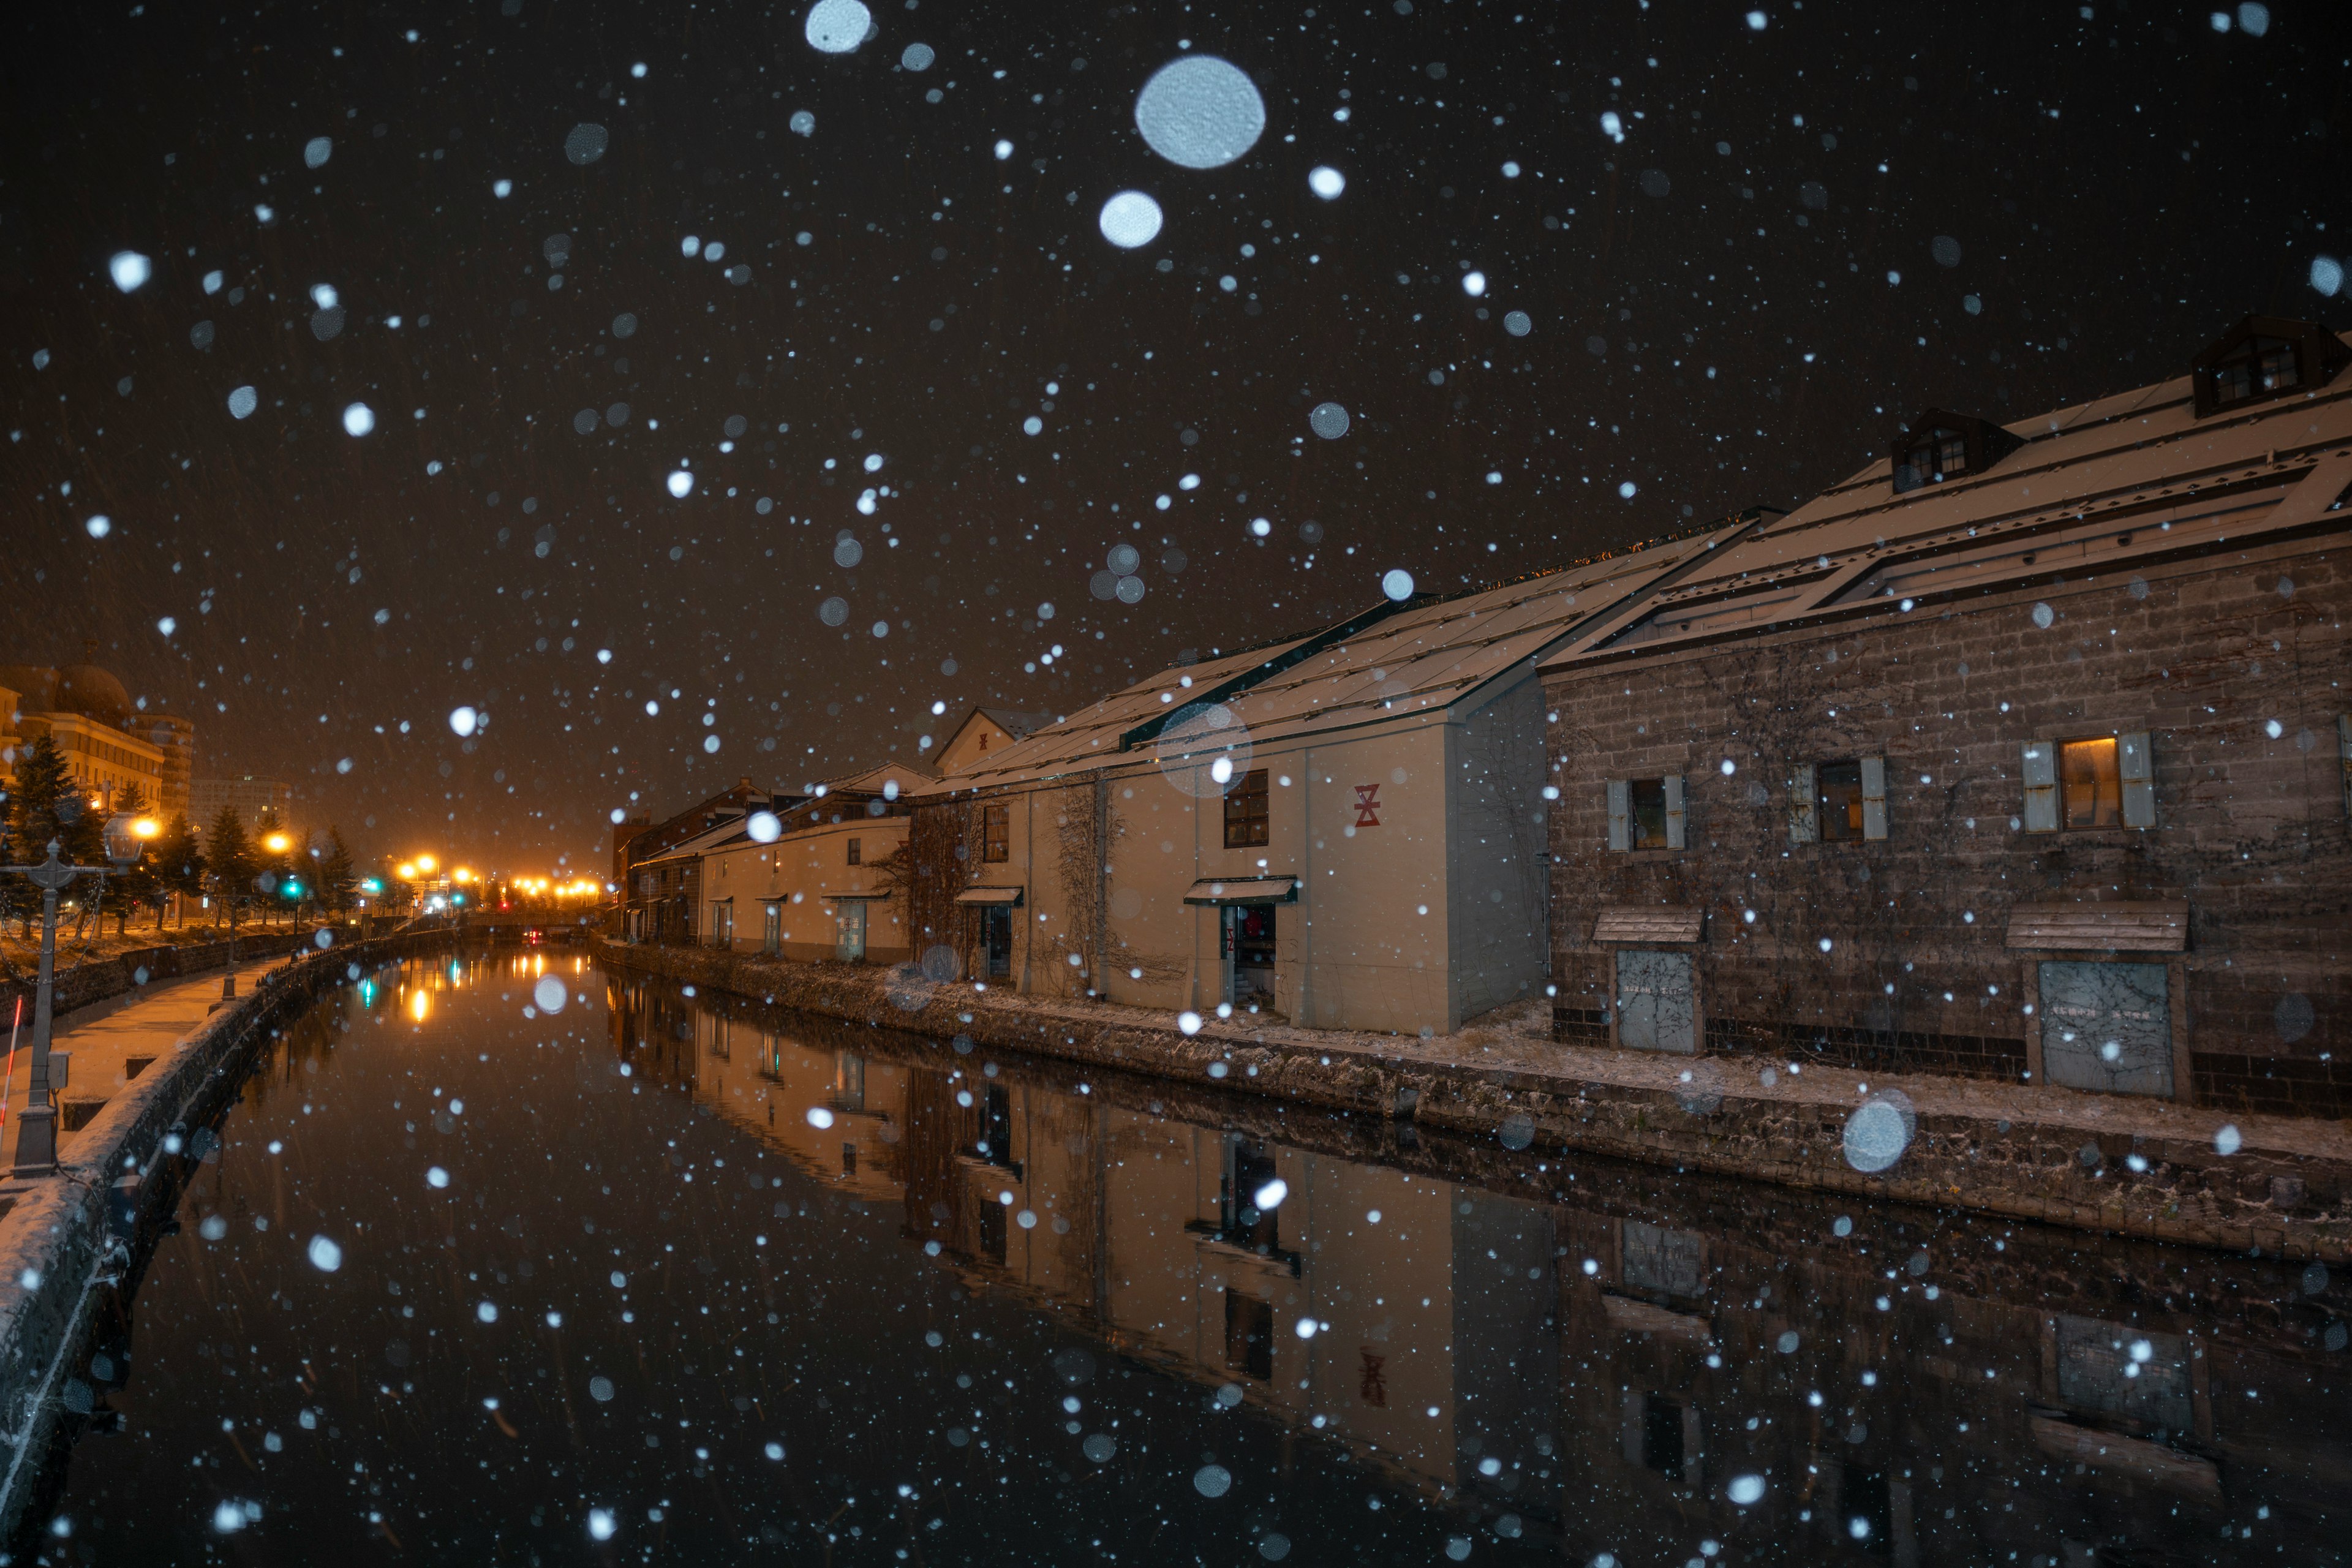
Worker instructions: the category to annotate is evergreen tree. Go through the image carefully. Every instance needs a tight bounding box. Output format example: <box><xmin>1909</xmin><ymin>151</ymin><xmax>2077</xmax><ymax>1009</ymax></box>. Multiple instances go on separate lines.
<box><xmin>319</xmin><ymin>827</ymin><xmax>356</xmax><ymax>914</ymax></box>
<box><xmin>154</xmin><ymin>813</ymin><xmax>205</xmax><ymax>932</ymax></box>
<box><xmin>7</xmin><ymin>736</ymin><xmax>102</xmax><ymax>935</ymax></box>
<box><xmin>105</xmin><ymin>781</ymin><xmax>157</xmax><ymax>935</ymax></box>
<box><xmin>208</xmin><ymin>808</ymin><xmax>257</xmax><ymax>932</ymax></box>
<box><xmin>6</xmin><ymin>734</ymin><xmax>73</xmax><ymax>864</ymax></box>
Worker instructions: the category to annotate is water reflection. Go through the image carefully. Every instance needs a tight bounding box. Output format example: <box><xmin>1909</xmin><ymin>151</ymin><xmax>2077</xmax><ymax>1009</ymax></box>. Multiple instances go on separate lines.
<box><xmin>23</xmin><ymin>957</ymin><xmax>2346</xmax><ymax>1566</ymax></box>
<box><xmin>611</xmin><ymin>971</ymin><xmax>2351</xmax><ymax>1567</ymax></box>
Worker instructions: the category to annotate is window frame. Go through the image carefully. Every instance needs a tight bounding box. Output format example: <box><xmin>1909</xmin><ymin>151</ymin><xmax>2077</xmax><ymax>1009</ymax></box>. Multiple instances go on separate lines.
<box><xmin>2024</xmin><ymin>732</ymin><xmax>2154</xmax><ymax>832</ymax></box>
<box><xmin>1223</xmin><ymin>767</ymin><xmax>1270</xmax><ymax>849</ymax></box>
<box><xmin>846</xmin><ymin>836</ymin><xmax>862</xmax><ymax>866</ymax></box>
<box><xmin>981</xmin><ymin>802</ymin><xmax>1010</xmax><ymax>863</ymax></box>
<box><xmin>1607</xmin><ymin>774</ymin><xmax>1686</xmax><ymax>852</ymax></box>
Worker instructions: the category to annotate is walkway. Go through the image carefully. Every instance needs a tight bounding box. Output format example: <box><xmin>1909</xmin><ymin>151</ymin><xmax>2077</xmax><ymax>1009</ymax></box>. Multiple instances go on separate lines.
<box><xmin>0</xmin><ymin>959</ymin><xmax>279</xmax><ymax>1170</ymax></box>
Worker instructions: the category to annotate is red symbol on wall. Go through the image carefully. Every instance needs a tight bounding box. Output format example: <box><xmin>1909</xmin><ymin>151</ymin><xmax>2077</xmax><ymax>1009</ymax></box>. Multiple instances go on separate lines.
<box><xmin>1354</xmin><ymin>784</ymin><xmax>1382</xmax><ymax>827</ymax></box>
<box><xmin>1359</xmin><ymin>1349</ymin><xmax>1389</xmax><ymax>1407</ymax></box>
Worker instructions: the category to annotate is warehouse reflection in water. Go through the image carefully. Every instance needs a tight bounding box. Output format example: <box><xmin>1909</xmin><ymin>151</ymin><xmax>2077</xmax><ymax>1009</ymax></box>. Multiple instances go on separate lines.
<box><xmin>608</xmin><ymin>972</ymin><xmax>2350</xmax><ymax>1566</ymax></box>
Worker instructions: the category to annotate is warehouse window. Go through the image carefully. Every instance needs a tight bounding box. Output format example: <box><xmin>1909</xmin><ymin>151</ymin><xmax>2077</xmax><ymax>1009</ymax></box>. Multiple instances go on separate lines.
<box><xmin>981</xmin><ymin>803</ymin><xmax>1009</xmax><ymax>863</ymax></box>
<box><xmin>846</xmin><ymin>837</ymin><xmax>861</xmax><ymax>866</ymax></box>
<box><xmin>1790</xmin><ymin>757</ymin><xmax>1887</xmax><ymax>843</ymax></box>
<box><xmin>2023</xmin><ymin>734</ymin><xmax>2153</xmax><ymax>831</ymax></box>
<box><xmin>2206</xmin><ymin>336</ymin><xmax>2301</xmax><ymax>407</ymax></box>
<box><xmin>1223</xmin><ymin>768</ymin><xmax>1270</xmax><ymax>848</ymax></box>
<box><xmin>1606</xmin><ymin>775</ymin><xmax>1685</xmax><ymax>851</ymax></box>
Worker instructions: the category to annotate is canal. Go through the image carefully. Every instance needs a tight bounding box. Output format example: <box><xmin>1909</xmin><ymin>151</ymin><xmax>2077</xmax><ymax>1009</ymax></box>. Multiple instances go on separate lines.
<box><xmin>14</xmin><ymin>951</ymin><xmax>2348</xmax><ymax>1564</ymax></box>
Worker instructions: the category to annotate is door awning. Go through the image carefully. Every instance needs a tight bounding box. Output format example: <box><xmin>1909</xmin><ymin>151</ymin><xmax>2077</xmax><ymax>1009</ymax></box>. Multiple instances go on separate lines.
<box><xmin>2006</xmin><ymin>900</ymin><xmax>2187</xmax><ymax>952</ymax></box>
<box><xmin>1591</xmin><ymin>905</ymin><xmax>1705</xmax><ymax>944</ymax></box>
<box><xmin>1183</xmin><ymin>876</ymin><xmax>1300</xmax><ymax>906</ymax></box>
<box><xmin>954</xmin><ymin>886</ymin><xmax>1026</xmax><ymax>907</ymax></box>
<box><xmin>823</xmin><ymin>889</ymin><xmax>892</xmax><ymax>903</ymax></box>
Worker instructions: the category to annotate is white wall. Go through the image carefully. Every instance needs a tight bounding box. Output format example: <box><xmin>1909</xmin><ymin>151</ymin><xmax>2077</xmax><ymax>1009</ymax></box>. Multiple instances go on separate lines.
<box><xmin>937</xmin><ymin>680</ymin><xmax>1552</xmax><ymax>1035</ymax></box>
<box><xmin>702</xmin><ymin>815</ymin><xmax>910</xmax><ymax>963</ymax></box>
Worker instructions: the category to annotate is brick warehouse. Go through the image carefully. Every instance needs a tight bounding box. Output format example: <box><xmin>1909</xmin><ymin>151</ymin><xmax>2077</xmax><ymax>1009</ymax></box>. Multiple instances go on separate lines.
<box><xmin>1540</xmin><ymin>315</ymin><xmax>2352</xmax><ymax>1117</ymax></box>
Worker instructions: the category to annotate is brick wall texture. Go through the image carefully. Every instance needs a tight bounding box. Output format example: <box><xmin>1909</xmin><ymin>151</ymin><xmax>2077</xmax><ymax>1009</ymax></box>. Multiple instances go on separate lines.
<box><xmin>1543</xmin><ymin>532</ymin><xmax>2352</xmax><ymax>1116</ymax></box>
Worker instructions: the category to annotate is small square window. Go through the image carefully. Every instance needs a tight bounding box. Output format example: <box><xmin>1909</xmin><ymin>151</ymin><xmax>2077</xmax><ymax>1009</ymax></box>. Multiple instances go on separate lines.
<box><xmin>1817</xmin><ymin>760</ymin><xmax>1864</xmax><ymax>841</ymax></box>
<box><xmin>1629</xmin><ymin>778</ymin><xmax>1669</xmax><ymax>848</ymax></box>
<box><xmin>2061</xmin><ymin>737</ymin><xmax>2122</xmax><ymax>828</ymax></box>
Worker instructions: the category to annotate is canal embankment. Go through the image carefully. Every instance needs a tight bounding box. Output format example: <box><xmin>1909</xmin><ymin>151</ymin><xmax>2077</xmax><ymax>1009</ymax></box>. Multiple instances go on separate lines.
<box><xmin>595</xmin><ymin>937</ymin><xmax>2352</xmax><ymax>1262</ymax></box>
<box><xmin>0</xmin><ymin>929</ymin><xmax>317</xmax><ymax>1028</ymax></box>
<box><xmin>0</xmin><ymin>925</ymin><xmax>454</xmax><ymax>1539</ymax></box>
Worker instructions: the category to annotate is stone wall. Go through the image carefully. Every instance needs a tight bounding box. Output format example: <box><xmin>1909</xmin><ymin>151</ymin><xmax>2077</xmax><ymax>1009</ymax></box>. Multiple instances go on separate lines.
<box><xmin>0</xmin><ymin>930</ymin><xmax>312</xmax><ymax>1025</ymax></box>
<box><xmin>1541</xmin><ymin>531</ymin><xmax>2352</xmax><ymax>1114</ymax></box>
<box><xmin>594</xmin><ymin>938</ymin><xmax>2352</xmax><ymax>1262</ymax></box>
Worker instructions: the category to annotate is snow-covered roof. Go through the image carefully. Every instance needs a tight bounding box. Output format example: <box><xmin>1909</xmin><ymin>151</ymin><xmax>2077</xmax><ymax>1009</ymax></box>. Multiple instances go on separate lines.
<box><xmin>638</xmin><ymin>811</ymin><xmax>757</xmax><ymax>865</ymax></box>
<box><xmin>1539</xmin><ymin>323</ymin><xmax>2352</xmax><ymax>673</ymax></box>
<box><xmin>924</xmin><ymin>530</ymin><xmax>1731</xmax><ymax>795</ymax></box>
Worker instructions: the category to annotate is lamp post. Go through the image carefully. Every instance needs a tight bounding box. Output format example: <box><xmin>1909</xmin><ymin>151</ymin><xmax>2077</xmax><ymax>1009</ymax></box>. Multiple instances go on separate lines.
<box><xmin>4</xmin><ymin>816</ymin><xmax>145</xmax><ymax>1176</ymax></box>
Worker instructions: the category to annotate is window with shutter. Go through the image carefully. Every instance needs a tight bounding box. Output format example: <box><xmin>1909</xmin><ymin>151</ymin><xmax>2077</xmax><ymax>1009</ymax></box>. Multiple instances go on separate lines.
<box><xmin>1818</xmin><ymin>760</ymin><xmax>1864</xmax><ymax>842</ymax></box>
<box><xmin>1662</xmin><ymin>774</ymin><xmax>1686</xmax><ymax>850</ymax></box>
<box><xmin>2118</xmin><ymin>732</ymin><xmax>2155</xmax><ymax>829</ymax></box>
<box><xmin>2022</xmin><ymin>741</ymin><xmax>2059</xmax><ymax>832</ymax></box>
<box><xmin>1606</xmin><ymin>779</ymin><xmax>1630</xmax><ymax>853</ymax></box>
<box><xmin>1860</xmin><ymin>756</ymin><xmax>1888</xmax><ymax>841</ymax></box>
<box><xmin>1787</xmin><ymin>764</ymin><xmax>1818</xmax><ymax>845</ymax></box>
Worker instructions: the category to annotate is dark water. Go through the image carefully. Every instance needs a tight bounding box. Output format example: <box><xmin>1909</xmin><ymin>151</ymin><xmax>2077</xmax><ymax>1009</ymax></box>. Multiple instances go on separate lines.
<box><xmin>17</xmin><ymin>952</ymin><xmax>2349</xmax><ymax>1565</ymax></box>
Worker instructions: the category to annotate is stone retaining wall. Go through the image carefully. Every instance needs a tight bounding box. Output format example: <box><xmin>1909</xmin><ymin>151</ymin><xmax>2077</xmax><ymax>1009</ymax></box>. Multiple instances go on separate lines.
<box><xmin>0</xmin><ymin>927</ymin><xmax>451</xmax><ymax>1540</ymax></box>
<box><xmin>594</xmin><ymin>938</ymin><xmax>2352</xmax><ymax>1264</ymax></box>
<box><xmin>0</xmin><ymin>930</ymin><xmax>313</xmax><ymax>1025</ymax></box>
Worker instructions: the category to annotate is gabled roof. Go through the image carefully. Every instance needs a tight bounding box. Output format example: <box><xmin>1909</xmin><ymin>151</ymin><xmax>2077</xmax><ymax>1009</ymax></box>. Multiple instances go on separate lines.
<box><xmin>1541</xmin><ymin>323</ymin><xmax>2352</xmax><ymax>674</ymax></box>
<box><xmin>638</xmin><ymin>812</ymin><xmax>759</xmax><ymax>867</ymax></box>
<box><xmin>925</xmin><ymin>526</ymin><xmax>1746</xmax><ymax>794</ymax></box>
<box><xmin>978</xmin><ymin>707</ymin><xmax>1054</xmax><ymax>739</ymax></box>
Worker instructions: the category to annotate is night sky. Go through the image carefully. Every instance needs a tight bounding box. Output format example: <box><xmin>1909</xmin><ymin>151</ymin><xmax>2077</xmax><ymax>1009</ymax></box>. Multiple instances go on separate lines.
<box><xmin>2</xmin><ymin>0</ymin><xmax>2345</xmax><ymax>873</ymax></box>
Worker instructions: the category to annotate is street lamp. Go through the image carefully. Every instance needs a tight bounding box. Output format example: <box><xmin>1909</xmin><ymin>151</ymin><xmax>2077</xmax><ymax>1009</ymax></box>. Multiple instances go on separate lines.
<box><xmin>3</xmin><ymin>821</ymin><xmax>145</xmax><ymax>1175</ymax></box>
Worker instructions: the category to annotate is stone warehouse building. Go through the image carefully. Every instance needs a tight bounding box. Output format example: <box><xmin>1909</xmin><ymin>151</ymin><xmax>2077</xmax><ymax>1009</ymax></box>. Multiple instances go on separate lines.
<box><xmin>1540</xmin><ymin>315</ymin><xmax>2352</xmax><ymax>1117</ymax></box>
<box><xmin>907</xmin><ymin>530</ymin><xmax>1769</xmax><ymax>1036</ymax></box>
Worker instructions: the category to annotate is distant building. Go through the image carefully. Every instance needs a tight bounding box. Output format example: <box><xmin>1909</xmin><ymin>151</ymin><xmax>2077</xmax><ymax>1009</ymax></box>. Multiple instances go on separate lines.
<box><xmin>695</xmin><ymin>761</ymin><xmax>933</xmax><ymax>963</ymax></box>
<box><xmin>615</xmin><ymin>777</ymin><xmax>797</xmax><ymax>942</ymax></box>
<box><xmin>190</xmin><ymin>775</ymin><xmax>293</xmax><ymax>839</ymax></box>
<box><xmin>141</xmin><ymin>715</ymin><xmax>197</xmax><ymax>823</ymax></box>
<box><xmin>0</xmin><ymin>655</ymin><xmax>172</xmax><ymax>815</ymax></box>
<box><xmin>1539</xmin><ymin>314</ymin><xmax>2352</xmax><ymax>1117</ymax></box>
<box><xmin>930</xmin><ymin>707</ymin><xmax>1054</xmax><ymax>775</ymax></box>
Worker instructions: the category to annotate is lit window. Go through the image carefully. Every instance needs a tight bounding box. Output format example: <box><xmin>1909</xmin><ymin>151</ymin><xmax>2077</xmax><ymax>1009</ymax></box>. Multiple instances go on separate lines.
<box><xmin>2060</xmin><ymin>737</ymin><xmax>2122</xmax><ymax>829</ymax></box>
<box><xmin>1223</xmin><ymin>769</ymin><xmax>1270</xmax><ymax>848</ymax></box>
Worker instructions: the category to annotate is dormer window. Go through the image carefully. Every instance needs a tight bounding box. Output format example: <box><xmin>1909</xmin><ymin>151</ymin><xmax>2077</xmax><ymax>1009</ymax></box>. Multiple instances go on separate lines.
<box><xmin>2208</xmin><ymin>336</ymin><xmax>2301</xmax><ymax>406</ymax></box>
<box><xmin>2190</xmin><ymin>314</ymin><xmax>2350</xmax><ymax>418</ymax></box>
<box><xmin>1888</xmin><ymin>408</ymin><xmax>2022</xmax><ymax>494</ymax></box>
<box><xmin>1902</xmin><ymin>428</ymin><xmax>1969</xmax><ymax>483</ymax></box>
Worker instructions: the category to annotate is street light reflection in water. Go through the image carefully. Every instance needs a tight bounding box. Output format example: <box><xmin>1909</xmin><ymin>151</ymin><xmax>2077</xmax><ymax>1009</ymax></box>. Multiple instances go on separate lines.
<box><xmin>26</xmin><ymin>954</ymin><xmax>2347</xmax><ymax>1565</ymax></box>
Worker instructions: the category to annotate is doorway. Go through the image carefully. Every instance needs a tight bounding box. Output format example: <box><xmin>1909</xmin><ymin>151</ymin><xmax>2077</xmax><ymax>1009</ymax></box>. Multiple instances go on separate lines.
<box><xmin>981</xmin><ymin>905</ymin><xmax>1013</xmax><ymax>979</ymax></box>
<box><xmin>1224</xmin><ymin>903</ymin><xmax>1278</xmax><ymax>1009</ymax></box>
<box><xmin>1615</xmin><ymin>949</ymin><xmax>1696</xmax><ymax>1054</ymax></box>
<box><xmin>2038</xmin><ymin>961</ymin><xmax>2173</xmax><ymax>1096</ymax></box>
<box><xmin>835</xmin><ymin>900</ymin><xmax>867</xmax><ymax>963</ymax></box>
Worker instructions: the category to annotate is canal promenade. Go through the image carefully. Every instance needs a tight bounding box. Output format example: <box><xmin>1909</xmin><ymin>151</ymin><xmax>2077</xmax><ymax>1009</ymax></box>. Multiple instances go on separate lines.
<box><xmin>0</xmin><ymin>926</ymin><xmax>453</xmax><ymax>1541</ymax></box>
<box><xmin>0</xmin><ymin>959</ymin><xmax>281</xmax><ymax>1171</ymax></box>
<box><xmin>595</xmin><ymin>937</ymin><xmax>2352</xmax><ymax>1263</ymax></box>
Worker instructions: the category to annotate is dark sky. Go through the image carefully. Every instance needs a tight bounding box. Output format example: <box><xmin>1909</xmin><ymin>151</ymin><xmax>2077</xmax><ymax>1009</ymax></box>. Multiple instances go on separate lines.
<box><xmin>2</xmin><ymin>0</ymin><xmax>2345</xmax><ymax>873</ymax></box>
